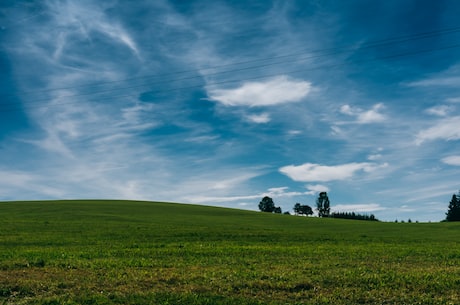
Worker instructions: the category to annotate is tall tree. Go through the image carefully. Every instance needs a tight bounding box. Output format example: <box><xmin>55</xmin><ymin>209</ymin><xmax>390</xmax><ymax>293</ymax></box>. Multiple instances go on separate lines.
<box><xmin>258</xmin><ymin>196</ymin><xmax>275</xmax><ymax>213</ymax></box>
<box><xmin>446</xmin><ymin>193</ymin><xmax>460</xmax><ymax>221</ymax></box>
<box><xmin>316</xmin><ymin>192</ymin><xmax>330</xmax><ymax>217</ymax></box>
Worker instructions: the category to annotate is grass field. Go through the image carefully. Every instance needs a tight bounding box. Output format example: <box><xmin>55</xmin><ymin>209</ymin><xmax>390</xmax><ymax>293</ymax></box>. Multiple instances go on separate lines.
<box><xmin>0</xmin><ymin>200</ymin><xmax>459</xmax><ymax>304</ymax></box>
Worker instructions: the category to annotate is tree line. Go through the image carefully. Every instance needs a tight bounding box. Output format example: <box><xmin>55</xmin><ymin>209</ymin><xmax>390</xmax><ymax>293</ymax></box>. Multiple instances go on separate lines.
<box><xmin>259</xmin><ymin>190</ymin><xmax>460</xmax><ymax>222</ymax></box>
<box><xmin>259</xmin><ymin>192</ymin><xmax>377</xmax><ymax>221</ymax></box>
<box><xmin>330</xmin><ymin>212</ymin><xmax>377</xmax><ymax>221</ymax></box>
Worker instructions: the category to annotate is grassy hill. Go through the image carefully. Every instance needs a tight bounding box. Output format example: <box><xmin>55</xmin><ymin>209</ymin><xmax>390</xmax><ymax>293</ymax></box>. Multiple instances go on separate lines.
<box><xmin>0</xmin><ymin>200</ymin><xmax>459</xmax><ymax>304</ymax></box>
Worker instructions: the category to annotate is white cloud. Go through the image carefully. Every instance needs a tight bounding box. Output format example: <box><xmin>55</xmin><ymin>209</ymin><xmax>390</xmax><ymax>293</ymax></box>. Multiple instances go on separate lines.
<box><xmin>280</xmin><ymin>162</ymin><xmax>386</xmax><ymax>182</ymax></box>
<box><xmin>425</xmin><ymin>105</ymin><xmax>452</xmax><ymax>117</ymax></box>
<box><xmin>207</xmin><ymin>75</ymin><xmax>312</xmax><ymax>107</ymax></box>
<box><xmin>288</xmin><ymin>130</ymin><xmax>302</xmax><ymax>136</ymax></box>
<box><xmin>398</xmin><ymin>205</ymin><xmax>415</xmax><ymax>212</ymax></box>
<box><xmin>332</xmin><ymin>203</ymin><xmax>386</xmax><ymax>213</ymax></box>
<box><xmin>367</xmin><ymin>154</ymin><xmax>382</xmax><ymax>161</ymax></box>
<box><xmin>339</xmin><ymin>105</ymin><xmax>354</xmax><ymax>115</ymax></box>
<box><xmin>415</xmin><ymin>116</ymin><xmax>460</xmax><ymax>145</ymax></box>
<box><xmin>265</xmin><ymin>187</ymin><xmax>305</xmax><ymax>197</ymax></box>
<box><xmin>245</xmin><ymin>113</ymin><xmax>271</xmax><ymax>123</ymax></box>
<box><xmin>447</xmin><ymin>97</ymin><xmax>460</xmax><ymax>103</ymax></box>
<box><xmin>339</xmin><ymin>103</ymin><xmax>386</xmax><ymax>124</ymax></box>
<box><xmin>306</xmin><ymin>184</ymin><xmax>330</xmax><ymax>193</ymax></box>
<box><xmin>441</xmin><ymin>155</ymin><xmax>460</xmax><ymax>166</ymax></box>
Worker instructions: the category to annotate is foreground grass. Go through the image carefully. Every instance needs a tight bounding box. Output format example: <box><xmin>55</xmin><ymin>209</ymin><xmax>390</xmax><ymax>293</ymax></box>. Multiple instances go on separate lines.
<box><xmin>0</xmin><ymin>200</ymin><xmax>459</xmax><ymax>304</ymax></box>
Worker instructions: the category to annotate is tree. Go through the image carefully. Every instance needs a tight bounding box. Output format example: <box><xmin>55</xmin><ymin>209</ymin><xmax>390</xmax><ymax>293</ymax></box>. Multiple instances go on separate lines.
<box><xmin>293</xmin><ymin>203</ymin><xmax>301</xmax><ymax>215</ymax></box>
<box><xmin>316</xmin><ymin>192</ymin><xmax>330</xmax><ymax>217</ymax></box>
<box><xmin>446</xmin><ymin>193</ymin><xmax>460</xmax><ymax>221</ymax></box>
<box><xmin>293</xmin><ymin>203</ymin><xmax>313</xmax><ymax>216</ymax></box>
<box><xmin>274</xmin><ymin>206</ymin><xmax>282</xmax><ymax>214</ymax></box>
<box><xmin>259</xmin><ymin>196</ymin><xmax>275</xmax><ymax>213</ymax></box>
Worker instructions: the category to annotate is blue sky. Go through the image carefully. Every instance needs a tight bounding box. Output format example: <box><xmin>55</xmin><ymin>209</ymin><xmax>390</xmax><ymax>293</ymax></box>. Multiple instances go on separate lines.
<box><xmin>1</xmin><ymin>0</ymin><xmax>460</xmax><ymax>221</ymax></box>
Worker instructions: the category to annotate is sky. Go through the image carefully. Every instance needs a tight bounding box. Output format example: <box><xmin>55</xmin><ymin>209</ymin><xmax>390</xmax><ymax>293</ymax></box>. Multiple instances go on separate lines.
<box><xmin>1</xmin><ymin>0</ymin><xmax>460</xmax><ymax>221</ymax></box>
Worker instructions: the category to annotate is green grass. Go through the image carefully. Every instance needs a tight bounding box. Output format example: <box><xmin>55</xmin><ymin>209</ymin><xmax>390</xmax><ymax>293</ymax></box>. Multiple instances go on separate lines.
<box><xmin>0</xmin><ymin>200</ymin><xmax>459</xmax><ymax>304</ymax></box>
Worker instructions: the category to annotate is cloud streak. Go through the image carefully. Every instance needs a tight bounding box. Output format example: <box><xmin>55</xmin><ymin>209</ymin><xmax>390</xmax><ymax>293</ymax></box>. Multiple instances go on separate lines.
<box><xmin>332</xmin><ymin>203</ymin><xmax>386</xmax><ymax>213</ymax></box>
<box><xmin>441</xmin><ymin>155</ymin><xmax>460</xmax><ymax>166</ymax></box>
<box><xmin>415</xmin><ymin>116</ymin><xmax>460</xmax><ymax>145</ymax></box>
<box><xmin>280</xmin><ymin>162</ymin><xmax>387</xmax><ymax>182</ymax></box>
<box><xmin>207</xmin><ymin>75</ymin><xmax>312</xmax><ymax>107</ymax></box>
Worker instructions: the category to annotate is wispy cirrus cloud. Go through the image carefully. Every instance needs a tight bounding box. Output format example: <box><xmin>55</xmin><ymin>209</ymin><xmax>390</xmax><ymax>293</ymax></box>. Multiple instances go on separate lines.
<box><xmin>187</xmin><ymin>186</ymin><xmax>310</xmax><ymax>204</ymax></box>
<box><xmin>415</xmin><ymin>116</ymin><xmax>460</xmax><ymax>145</ymax></box>
<box><xmin>332</xmin><ymin>203</ymin><xmax>386</xmax><ymax>213</ymax></box>
<box><xmin>279</xmin><ymin>162</ymin><xmax>387</xmax><ymax>182</ymax></box>
<box><xmin>405</xmin><ymin>64</ymin><xmax>460</xmax><ymax>88</ymax></box>
<box><xmin>0</xmin><ymin>169</ymin><xmax>67</xmax><ymax>199</ymax></box>
<box><xmin>46</xmin><ymin>0</ymin><xmax>140</xmax><ymax>58</ymax></box>
<box><xmin>207</xmin><ymin>75</ymin><xmax>312</xmax><ymax>107</ymax></box>
<box><xmin>407</xmin><ymin>76</ymin><xmax>460</xmax><ymax>87</ymax></box>
<box><xmin>425</xmin><ymin>105</ymin><xmax>453</xmax><ymax>117</ymax></box>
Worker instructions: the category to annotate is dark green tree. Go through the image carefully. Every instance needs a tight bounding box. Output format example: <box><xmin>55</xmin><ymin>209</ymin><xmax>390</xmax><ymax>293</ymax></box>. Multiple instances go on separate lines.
<box><xmin>446</xmin><ymin>193</ymin><xmax>460</xmax><ymax>221</ymax></box>
<box><xmin>293</xmin><ymin>203</ymin><xmax>301</xmax><ymax>215</ymax></box>
<box><xmin>274</xmin><ymin>206</ymin><xmax>282</xmax><ymax>214</ymax></box>
<box><xmin>258</xmin><ymin>196</ymin><xmax>275</xmax><ymax>213</ymax></box>
<box><xmin>316</xmin><ymin>192</ymin><xmax>330</xmax><ymax>217</ymax></box>
<box><xmin>293</xmin><ymin>203</ymin><xmax>313</xmax><ymax>216</ymax></box>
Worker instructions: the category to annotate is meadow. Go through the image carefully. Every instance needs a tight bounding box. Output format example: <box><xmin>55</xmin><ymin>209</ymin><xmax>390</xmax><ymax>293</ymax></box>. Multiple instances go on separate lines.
<box><xmin>0</xmin><ymin>200</ymin><xmax>459</xmax><ymax>304</ymax></box>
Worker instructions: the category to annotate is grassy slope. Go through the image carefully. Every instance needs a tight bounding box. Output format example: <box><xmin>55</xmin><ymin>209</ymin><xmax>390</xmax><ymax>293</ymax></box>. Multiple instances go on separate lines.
<box><xmin>0</xmin><ymin>200</ymin><xmax>459</xmax><ymax>304</ymax></box>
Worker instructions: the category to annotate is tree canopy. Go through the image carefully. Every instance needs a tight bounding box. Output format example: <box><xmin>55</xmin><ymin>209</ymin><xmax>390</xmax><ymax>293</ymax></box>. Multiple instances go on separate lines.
<box><xmin>446</xmin><ymin>192</ymin><xmax>460</xmax><ymax>221</ymax></box>
<box><xmin>258</xmin><ymin>196</ymin><xmax>283</xmax><ymax>214</ymax></box>
<box><xmin>258</xmin><ymin>196</ymin><xmax>275</xmax><ymax>213</ymax></box>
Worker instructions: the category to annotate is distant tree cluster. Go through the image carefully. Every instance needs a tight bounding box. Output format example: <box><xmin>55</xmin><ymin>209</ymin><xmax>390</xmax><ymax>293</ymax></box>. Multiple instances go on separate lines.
<box><xmin>258</xmin><ymin>193</ymin><xmax>331</xmax><ymax>217</ymax></box>
<box><xmin>258</xmin><ymin>189</ymin><xmax>460</xmax><ymax>222</ymax></box>
<box><xmin>258</xmin><ymin>196</ymin><xmax>282</xmax><ymax>214</ymax></box>
<box><xmin>445</xmin><ymin>192</ymin><xmax>460</xmax><ymax>221</ymax></box>
<box><xmin>293</xmin><ymin>203</ymin><xmax>313</xmax><ymax>216</ymax></box>
<box><xmin>330</xmin><ymin>212</ymin><xmax>378</xmax><ymax>221</ymax></box>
